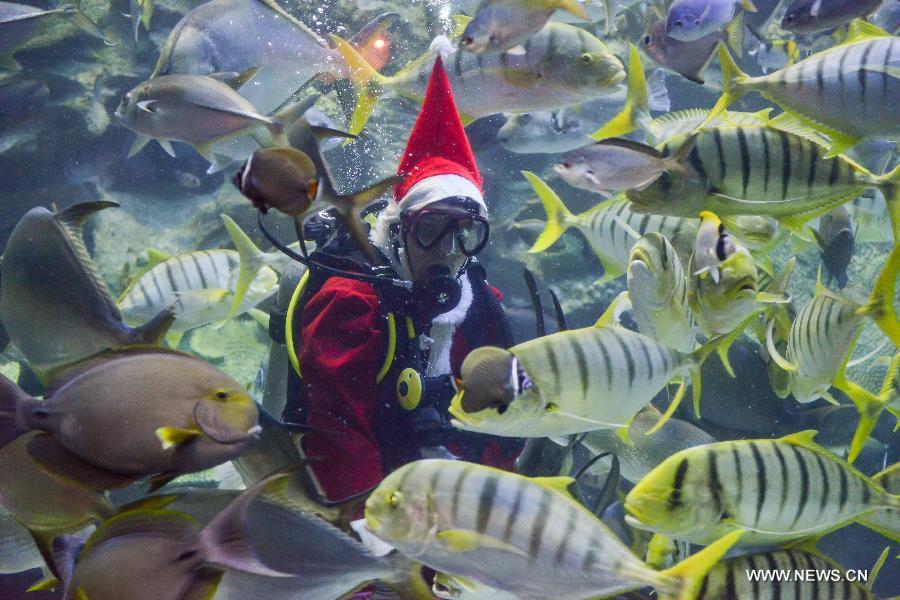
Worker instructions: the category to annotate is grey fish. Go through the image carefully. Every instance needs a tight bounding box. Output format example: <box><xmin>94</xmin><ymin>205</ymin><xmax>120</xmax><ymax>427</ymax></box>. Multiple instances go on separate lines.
<box><xmin>0</xmin><ymin>348</ymin><xmax>261</xmax><ymax>487</ymax></box>
<box><xmin>813</xmin><ymin>205</ymin><xmax>855</xmax><ymax>288</ymax></box>
<box><xmin>783</xmin><ymin>0</ymin><xmax>885</xmax><ymax>34</ymax></box>
<box><xmin>666</xmin><ymin>0</ymin><xmax>754</xmax><ymax>41</ymax></box>
<box><xmin>63</xmin><ymin>474</ymin><xmax>290</xmax><ymax>600</ymax></box>
<box><xmin>459</xmin><ymin>0</ymin><xmax>588</xmax><ymax>54</ymax></box>
<box><xmin>0</xmin><ymin>202</ymin><xmax>174</xmax><ymax>382</ymax></box>
<box><xmin>640</xmin><ymin>20</ymin><xmax>722</xmax><ymax>84</ymax></box>
<box><xmin>151</xmin><ymin>0</ymin><xmax>345</xmax><ymax>114</ymax></box>
<box><xmin>0</xmin><ymin>79</ymin><xmax>48</xmax><ymax>127</ymax></box>
<box><xmin>0</xmin><ymin>511</ymin><xmax>42</xmax><ymax>574</ymax></box>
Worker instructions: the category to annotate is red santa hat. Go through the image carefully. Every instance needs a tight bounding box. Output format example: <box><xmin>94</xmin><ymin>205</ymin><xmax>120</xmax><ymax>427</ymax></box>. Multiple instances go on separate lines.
<box><xmin>393</xmin><ymin>57</ymin><xmax>486</xmax><ymax>214</ymax></box>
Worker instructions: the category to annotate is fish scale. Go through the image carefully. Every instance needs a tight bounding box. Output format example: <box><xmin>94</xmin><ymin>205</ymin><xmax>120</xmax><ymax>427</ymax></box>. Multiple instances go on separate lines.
<box><xmin>698</xmin><ymin>550</ymin><xmax>874</xmax><ymax>599</ymax></box>
<box><xmin>625</xmin><ymin>433</ymin><xmax>899</xmax><ymax>547</ymax></box>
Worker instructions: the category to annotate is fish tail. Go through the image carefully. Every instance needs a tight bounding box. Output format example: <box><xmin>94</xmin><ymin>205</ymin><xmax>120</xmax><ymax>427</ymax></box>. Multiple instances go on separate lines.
<box><xmin>0</xmin><ymin>373</ymin><xmax>31</xmax><ymax>449</ymax></box>
<box><xmin>553</xmin><ymin>0</ymin><xmax>589</xmax><ymax>20</ymax></box>
<box><xmin>875</xmin><ymin>163</ymin><xmax>900</xmax><ymax>241</ymax></box>
<box><xmin>590</xmin><ymin>44</ymin><xmax>647</xmax><ymax>141</ymax></box>
<box><xmin>702</xmin><ymin>45</ymin><xmax>749</xmax><ymax>128</ymax></box>
<box><xmin>65</xmin><ymin>0</ymin><xmax>112</xmax><ymax>45</ymax></box>
<box><xmin>330</xmin><ymin>33</ymin><xmax>389</xmax><ymax>136</ymax></box>
<box><xmin>221</xmin><ymin>214</ymin><xmax>268</xmax><ymax>320</ymax></box>
<box><xmin>860</xmin><ymin>243</ymin><xmax>900</xmax><ymax>346</ymax></box>
<box><xmin>521</xmin><ymin>171</ymin><xmax>574</xmax><ymax>253</ymax></box>
<box><xmin>657</xmin><ymin>530</ymin><xmax>745</xmax><ymax>600</ymax></box>
<box><xmin>198</xmin><ymin>472</ymin><xmax>294</xmax><ymax>577</ymax></box>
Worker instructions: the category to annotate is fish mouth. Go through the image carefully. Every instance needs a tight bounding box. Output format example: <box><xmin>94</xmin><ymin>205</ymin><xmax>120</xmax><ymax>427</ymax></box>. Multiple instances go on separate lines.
<box><xmin>629</xmin><ymin>248</ymin><xmax>656</xmax><ymax>273</ymax></box>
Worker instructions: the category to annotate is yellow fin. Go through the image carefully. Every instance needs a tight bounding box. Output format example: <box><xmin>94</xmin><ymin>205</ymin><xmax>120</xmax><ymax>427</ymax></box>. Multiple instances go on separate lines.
<box><xmin>779</xmin><ymin>429</ymin><xmax>820</xmax><ymax>450</ymax></box>
<box><xmin>531</xmin><ymin>475</ymin><xmax>577</xmax><ymax>497</ymax></box>
<box><xmin>76</xmin><ymin>588</ymin><xmax>90</xmax><ymax>600</ymax></box>
<box><xmin>701</xmin><ymin>45</ymin><xmax>748</xmax><ymax>129</ymax></box>
<box><xmin>522</xmin><ymin>171</ymin><xmax>574</xmax><ymax>253</ymax></box>
<box><xmin>26</xmin><ymin>578</ymin><xmax>59</xmax><ymax>592</ymax></box>
<box><xmin>840</xmin><ymin>19</ymin><xmax>892</xmax><ymax>46</ymax></box>
<box><xmin>594</xmin><ymin>291</ymin><xmax>631</xmax><ymax>328</ymax></box>
<box><xmin>658</xmin><ymin>530</ymin><xmax>745</xmax><ymax>600</ymax></box>
<box><xmin>555</xmin><ymin>0</ymin><xmax>589</xmax><ymax>20</ymax></box>
<box><xmin>436</xmin><ymin>529</ymin><xmax>529</xmax><ymax>557</ymax></box>
<box><xmin>155</xmin><ymin>426</ymin><xmax>203</xmax><ymax>450</ymax></box>
<box><xmin>590</xmin><ymin>44</ymin><xmax>646</xmax><ymax>141</ymax></box>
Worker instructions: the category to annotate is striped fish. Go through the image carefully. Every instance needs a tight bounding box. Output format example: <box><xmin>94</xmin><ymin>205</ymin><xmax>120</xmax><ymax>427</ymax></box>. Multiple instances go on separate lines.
<box><xmin>332</xmin><ymin>22</ymin><xmax>625</xmax><ymax>133</ymax></box>
<box><xmin>523</xmin><ymin>172</ymin><xmax>698</xmax><ymax>283</ymax></box>
<box><xmin>626</xmin><ymin>122</ymin><xmax>900</xmax><ymax>236</ymax></box>
<box><xmin>627</xmin><ymin>232</ymin><xmax>696</xmax><ymax>353</ymax></box>
<box><xmin>765</xmin><ymin>244</ymin><xmax>900</xmax><ymax>462</ymax></box>
<box><xmin>696</xmin><ymin>550</ymin><xmax>875</xmax><ymax>600</ymax></box>
<box><xmin>449</xmin><ymin>324</ymin><xmax>710</xmax><ymax>438</ymax></box>
<box><xmin>624</xmin><ymin>430</ymin><xmax>900</xmax><ymax>547</ymax></box>
<box><xmin>709</xmin><ymin>20</ymin><xmax>900</xmax><ymax>157</ymax></box>
<box><xmin>364</xmin><ymin>459</ymin><xmax>743</xmax><ymax>600</ymax></box>
<box><xmin>118</xmin><ymin>215</ymin><xmax>291</xmax><ymax>339</ymax></box>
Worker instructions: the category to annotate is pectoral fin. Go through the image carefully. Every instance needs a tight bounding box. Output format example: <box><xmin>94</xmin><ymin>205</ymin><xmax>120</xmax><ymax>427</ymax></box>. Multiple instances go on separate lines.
<box><xmin>155</xmin><ymin>426</ymin><xmax>203</xmax><ymax>450</ymax></box>
<box><xmin>436</xmin><ymin>529</ymin><xmax>529</xmax><ymax>557</ymax></box>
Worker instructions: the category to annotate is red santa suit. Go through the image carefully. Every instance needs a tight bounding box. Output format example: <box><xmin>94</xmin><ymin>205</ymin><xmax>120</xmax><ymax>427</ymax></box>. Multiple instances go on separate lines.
<box><xmin>291</xmin><ymin>57</ymin><xmax>521</xmax><ymax>503</ymax></box>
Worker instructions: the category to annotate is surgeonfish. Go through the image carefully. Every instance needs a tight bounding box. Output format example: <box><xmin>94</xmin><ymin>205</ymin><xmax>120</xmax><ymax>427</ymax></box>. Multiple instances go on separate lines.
<box><xmin>624</xmin><ymin>121</ymin><xmax>900</xmax><ymax>239</ymax></box>
<box><xmin>459</xmin><ymin>0</ymin><xmax>588</xmax><ymax>54</ymax></box>
<box><xmin>114</xmin><ymin>72</ymin><xmax>293</xmax><ymax>163</ymax></box>
<box><xmin>364</xmin><ymin>459</ymin><xmax>744</xmax><ymax>600</ymax></box>
<box><xmin>580</xmin><ymin>406</ymin><xmax>716</xmax><ymax>483</ymax></box>
<box><xmin>0</xmin><ymin>0</ymin><xmax>105</xmax><ymax>70</ymax></box>
<box><xmin>666</xmin><ymin>0</ymin><xmax>756</xmax><ymax>42</ymax></box>
<box><xmin>330</xmin><ymin>22</ymin><xmax>625</xmax><ymax>134</ymax></box>
<box><xmin>626</xmin><ymin>233</ymin><xmax>696</xmax><ymax>353</ymax></box>
<box><xmin>707</xmin><ymin>20</ymin><xmax>900</xmax><ymax>158</ymax></box>
<box><xmin>522</xmin><ymin>173</ymin><xmax>698</xmax><ymax>283</ymax></box>
<box><xmin>0</xmin><ymin>202</ymin><xmax>174</xmax><ymax>382</ymax></box>
<box><xmin>117</xmin><ymin>215</ymin><xmax>294</xmax><ymax>346</ymax></box>
<box><xmin>813</xmin><ymin>205</ymin><xmax>855</xmax><ymax>288</ymax></box>
<box><xmin>63</xmin><ymin>474</ymin><xmax>290</xmax><ymax>600</ymax></box>
<box><xmin>782</xmin><ymin>0</ymin><xmax>885</xmax><ymax>34</ymax></box>
<box><xmin>764</xmin><ymin>245</ymin><xmax>900</xmax><ymax>462</ymax></box>
<box><xmin>448</xmin><ymin>323</ymin><xmax>717</xmax><ymax>438</ymax></box>
<box><xmin>0</xmin><ymin>348</ymin><xmax>261</xmax><ymax>490</ymax></box>
<box><xmin>695</xmin><ymin>549</ymin><xmax>878</xmax><ymax>598</ymax></box>
<box><xmin>624</xmin><ymin>431</ymin><xmax>900</xmax><ymax>547</ymax></box>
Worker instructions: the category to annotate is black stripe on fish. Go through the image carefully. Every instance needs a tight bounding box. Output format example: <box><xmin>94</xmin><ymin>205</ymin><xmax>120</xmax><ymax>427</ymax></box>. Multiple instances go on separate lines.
<box><xmin>749</xmin><ymin>442</ymin><xmax>767</xmax><ymax>526</ymax></box>
<box><xmin>779</xmin><ymin>129</ymin><xmax>791</xmax><ymax>201</ymax></box>
<box><xmin>570</xmin><ymin>336</ymin><xmax>590</xmax><ymax>397</ymax></box>
<box><xmin>731</xmin><ymin>446</ymin><xmax>744</xmax><ymax>508</ymax></box>
<box><xmin>476</xmin><ymin>474</ymin><xmax>498</xmax><ymax>533</ymax></box>
<box><xmin>737</xmin><ymin>127</ymin><xmax>751</xmax><ymax>197</ymax></box>
<box><xmin>838</xmin><ymin>461</ymin><xmax>848</xmax><ymax>511</ymax></box>
<box><xmin>668</xmin><ymin>458</ymin><xmax>689</xmax><ymax>510</ymax></box>
<box><xmin>504</xmin><ymin>477</ymin><xmax>526</xmax><ymax>541</ymax></box>
<box><xmin>772</xmin><ymin>442</ymin><xmax>790</xmax><ymax>519</ymax></box>
<box><xmin>708</xmin><ymin>448</ymin><xmax>724</xmax><ymax>518</ymax></box>
<box><xmin>761</xmin><ymin>128</ymin><xmax>771</xmax><ymax>194</ymax></box>
<box><xmin>859</xmin><ymin>43</ymin><xmax>874</xmax><ymax>111</ymax></box>
<box><xmin>807</xmin><ymin>143</ymin><xmax>818</xmax><ymax>191</ymax></box>
<box><xmin>452</xmin><ymin>464</ymin><xmax>472</xmax><ymax>522</ymax></box>
<box><xmin>529</xmin><ymin>489</ymin><xmax>551</xmax><ymax>557</ymax></box>
<box><xmin>789</xmin><ymin>445</ymin><xmax>810</xmax><ymax>528</ymax></box>
<box><xmin>713</xmin><ymin>128</ymin><xmax>727</xmax><ymax>181</ymax></box>
<box><xmin>616</xmin><ymin>332</ymin><xmax>636</xmax><ymax>389</ymax></box>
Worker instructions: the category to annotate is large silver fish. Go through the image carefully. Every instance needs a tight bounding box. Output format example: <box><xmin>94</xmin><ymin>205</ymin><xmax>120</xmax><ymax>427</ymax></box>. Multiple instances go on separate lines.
<box><xmin>0</xmin><ymin>202</ymin><xmax>173</xmax><ymax>382</ymax></box>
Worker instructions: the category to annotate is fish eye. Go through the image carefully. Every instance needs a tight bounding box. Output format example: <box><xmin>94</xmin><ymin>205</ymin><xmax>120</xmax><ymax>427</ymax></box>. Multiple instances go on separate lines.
<box><xmin>785</xmin><ymin>13</ymin><xmax>794</xmax><ymax>23</ymax></box>
<box><xmin>519</xmin><ymin>113</ymin><xmax>532</xmax><ymax>124</ymax></box>
<box><xmin>694</xmin><ymin>19</ymin><xmax>701</xmax><ymax>25</ymax></box>
<box><xmin>658</xmin><ymin>171</ymin><xmax>671</xmax><ymax>184</ymax></box>
<box><xmin>388</xmin><ymin>491</ymin><xmax>403</xmax><ymax>507</ymax></box>
<box><xmin>581</xmin><ymin>53</ymin><xmax>594</xmax><ymax>64</ymax></box>
<box><xmin>674</xmin><ymin>19</ymin><xmax>683</xmax><ymax>27</ymax></box>
<box><xmin>214</xmin><ymin>390</ymin><xmax>230</xmax><ymax>401</ymax></box>
<box><xmin>642</xmin><ymin>35</ymin><xmax>652</xmax><ymax>46</ymax></box>
<box><xmin>463</xmin><ymin>36</ymin><xmax>473</xmax><ymax>45</ymax></box>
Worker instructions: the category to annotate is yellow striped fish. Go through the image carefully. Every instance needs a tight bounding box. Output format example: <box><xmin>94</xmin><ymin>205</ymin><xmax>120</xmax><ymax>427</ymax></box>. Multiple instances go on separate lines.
<box><xmin>449</xmin><ymin>324</ymin><xmax>714</xmax><ymax>438</ymax></box>
<box><xmin>365</xmin><ymin>459</ymin><xmax>744</xmax><ymax>600</ymax></box>
<box><xmin>523</xmin><ymin>172</ymin><xmax>698</xmax><ymax>283</ymax></box>
<box><xmin>624</xmin><ymin>431</ymin><xmax>900</xmax><ymax>547</ymax></box>
<box><xmin>765</xmin><ymin>244</ymin><xmax>900</xmax><ymax>462</ymax></box>
<box><xmin>627</xmin><ymin>232</ymin><xmax>696</xmax><ymax>353</ymax></box>
<box><xmin>331</xmin><ymin>21</ymin><xmax>625</xmax><ymax>134</ymax></box>
<box><xmin>118</xmin><ymin>215</ymin><xmax>292</xmax><ymax>343</ymax></box>
<box><xmin>695</xmin><ymin>549</ymin><xmax>877</xmax><ymax>599</ymax></box>
<box><xmin>708</xmin><ymin>20</ymin><xmax>900</xmax><ymax>157</ymax></box>
<box><xmin>626</xmin><ymin>121</ymin><xmax>900</xmax><ymax>238</ymax></box>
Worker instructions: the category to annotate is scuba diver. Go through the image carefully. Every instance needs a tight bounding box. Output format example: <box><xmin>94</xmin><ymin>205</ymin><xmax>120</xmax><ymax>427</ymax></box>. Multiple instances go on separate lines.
<box><xmin>261</xmin><ymin>57</ymin><xmax>521</xmax><ymax>503</ymax></box>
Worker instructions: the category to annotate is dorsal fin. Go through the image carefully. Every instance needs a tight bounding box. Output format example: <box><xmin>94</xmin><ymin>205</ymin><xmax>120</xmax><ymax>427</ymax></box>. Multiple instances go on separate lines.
<box><xmin>531</xmin><ymin>475</ymin><xmax>577</xmax><ymax>499</ymax></box>
<box><xmin>839</xmin><ymin>19</ymin><xmax>891</xmax><ymax>47</ymax></box>
<box><xmin>54</xmin><ymin>202</ymin><xmax>122</xmax><ymax>319</ymax></box>
<box><xmin>80</xmin><ymin>510</ymin><xmax>197</xmax><ymax>558</ymax></box>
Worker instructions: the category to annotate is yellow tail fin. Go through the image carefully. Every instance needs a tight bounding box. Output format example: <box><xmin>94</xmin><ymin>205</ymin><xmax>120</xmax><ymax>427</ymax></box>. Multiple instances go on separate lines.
<box><xmin>658</xmin><ymin>530</ymin><xmax>745</xmax><ymax>600</ymax></box>
<box><xmin>521</xmin><ymin>171</ymin><xmax>575</xmax><ymax>252</ymax></box>
<box><xmin>861</xmin><ymin>243</ymin><xmax>900</xmax><ymax>346</ymax></box>
<box><xmin>701</xmin><ymin>45</ymin><xmax>749</xmax><ymax>129</ymax></box>
<box><xmin>221</xmin><ymin>214</ymin><xmax>267</xmax><ymax>320</ymax></box>
<box><xmin>553</xmin><ymin>0</ymin><xmax>589</xmax><ymax>20</ymax></box>
<box><xmin>590</xmin><ymin>44</ymin><xmax>647</xmax><ymax>141</ymax></box>
<box><xmin>876</xmin><ymin>163</ymin><xmax>900</xmax><ymax>241</ymax></box>
<box><xmin>330</xmin><ymin>33</ymin><xmax>388</xmax><ymax>135</ymax></box>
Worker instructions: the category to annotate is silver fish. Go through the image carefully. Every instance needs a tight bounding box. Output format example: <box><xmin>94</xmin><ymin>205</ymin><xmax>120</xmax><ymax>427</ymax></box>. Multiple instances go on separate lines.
<box><xmin>783</xmin><ymin>0</ymin><xmax>885</xmax><ymax>34</ymax></box>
